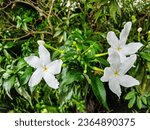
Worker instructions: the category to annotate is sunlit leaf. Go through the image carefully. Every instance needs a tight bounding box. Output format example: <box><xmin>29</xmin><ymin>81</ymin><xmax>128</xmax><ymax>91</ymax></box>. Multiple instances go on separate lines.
<box><xmin>3</xmin><ymin>75</ymin><xmax>16</xmax><ymax>99</ymax></box>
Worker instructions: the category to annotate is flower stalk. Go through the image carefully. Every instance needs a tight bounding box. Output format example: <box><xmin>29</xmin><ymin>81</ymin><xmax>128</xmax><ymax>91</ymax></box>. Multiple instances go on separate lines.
<box><xmin>44</xmin><ymin>43</ymin><xmax>64</xmax><ymax>53</ymax></box>
<box><xmin>95</xmin><ymin>52</ymin><xmax>108</xmax><ymax>57</ymax></box>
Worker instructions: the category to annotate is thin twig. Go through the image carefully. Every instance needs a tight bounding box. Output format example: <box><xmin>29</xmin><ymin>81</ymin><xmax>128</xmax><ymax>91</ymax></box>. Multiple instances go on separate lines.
<box><xmin>47</xmin><ymin>0</ymin><xmax>55</xmax><ymax>34</ymax></box>
<box><xmin>0</xmin><ymin>31</ymin><xmax>52</xmax><ymax>41</ymax></box>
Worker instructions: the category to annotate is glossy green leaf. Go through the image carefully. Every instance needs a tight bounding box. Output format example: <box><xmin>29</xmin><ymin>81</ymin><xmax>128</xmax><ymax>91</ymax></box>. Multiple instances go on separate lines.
<box><xmin>16</xmin><ymin>58</ymin><xmax>27</xmax><ymax>72</ymax></box>
<box><xmin>3</xmin><ymin>75</ymin><xmax>16</xmax><ymax>99</ymax></box>
<box><xmin>4</xmin><ymin>42</ymin><xmax>15</xmax><ymax>49</ymax></box>
<box><xmin>61</xmin><ymin>68</ymin><xmax>83</xmax><ymax>86</ymax></box>
<box><xmin>137</xmin><ymin>96</ymin><xmax>142</xmax><ymax>109</ymax></box>
<box><xmin>23</xmin><ymin>17</ymin><xmax>32</xmax><ymax>23</ymax></box>
<box><xmin>20</xmin><ymin>67</ymin><xmax>32</xmax><ymax>85</ymax></box>
<box><xmin>140</xmin><ymin>52</ymin><xmax>150</xmax><ymax>62</ymax></box>
<box><xmin>125</xmin><ymin>90</ymin><xmax>136</xmax><ymax>100</ymax></box>
<box><xmin>90</xmin><ymin>75</ymin><xmax>109</xmax><ymax>111</ymax></box>
<box><xmin>109</xmin><ymin>0</ymin><xmax>121</xmax><ymax>23</ymax></box>
<box><xmin>128</xmin><ymin>96</ymin><xmax>136</xmax><ymax>108</ymax></box>
<box><xmin>15</xmin><ymin>86</ymin><xmax>32</xmax><ymax>105</ymax></box>
<box><xmin>22</xmin><ymin>22</ymin><xmax>28</xmax><ymax>31</ymax></box>
<box><xmin>141</xmin><ymin>96</ymin><xmax>147</xmax><ymax>105</ymax></box>
<box><xmin>53</xmin><ymin>30</ymin><xmax>63</xmax><ymax>38</ymax></box>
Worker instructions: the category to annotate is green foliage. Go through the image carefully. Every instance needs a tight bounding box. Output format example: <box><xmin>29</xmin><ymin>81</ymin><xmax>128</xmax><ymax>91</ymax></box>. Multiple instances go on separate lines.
<box><xmin>90</xmin><ymin>75</ymin><xmax>109</xmax><ymax>111</ymax></box>
<box><xmin>0</xmin><ymin>0</ymin><xmax>150</xmax><ymax>113</ymax></box>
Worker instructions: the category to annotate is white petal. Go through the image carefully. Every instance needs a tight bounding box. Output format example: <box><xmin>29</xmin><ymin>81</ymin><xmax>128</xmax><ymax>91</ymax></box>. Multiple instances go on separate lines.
<box><xmin>43</xmin><ymin>73</ymin><xmax>59</xmax><ymax>89</ymax></box>
<box><xmin>39</xmin><ymin>44</ymin><xmax>51</xmax><ymax>65</ymax></box>
<box><xmin>120</xmin><ymin>54</ymin><xmax>137</xmax><ymax>74</ymax></box>
<box><xmin>108</xmin><ymin>49</ymin><xmax>121</xmax><ymax>66</ymax></box>
<box><xmin>37</xmin><ymin>40</ymin><xmax>45</xmax><ymax>45</ymax></box>
<box><xmin>118</xmin><ymin>75</ymin><xmax>140</xmax><ymax>87</ymax></box>
<box><xmin>107</xmin><ymin>31</ymin><xmax>119</xmax><ymax>48</ymax></box>
<box><xmin>101</xmin><ymin>67</ymin><xmax>113</xmax><ymax>82</ymax></box>
<box><xmin>24</xmin><ymin>56</ymin><xmax>41</xmax><ymax>68</ymax></box>
<box><xmin>121</xmin><ymin>42</ymin><xmax>143</xmax><ymax>55</ymax></box>
<box><xmin>29</xmin><ymin>68</ymin><xmax>43</xmax><ymax>87</ymax></box>
<box><xmin>119</xmin><ymin>22</ymin><xmax>132</xmax><ymax>45</ymax></box>
<box><xmin>109</xmin><ymin>78</ymin><xmax>121</xmax><ymax>98</ymax></box>
<box><xmin>118</xmin><ymin>52</ymin><xmax>128</xmax><ymax>63</ymax></box>
<box><xmin>47</xmin><ymin>60</ymin><xmax>63</xmax><ymax>75</ymax></box>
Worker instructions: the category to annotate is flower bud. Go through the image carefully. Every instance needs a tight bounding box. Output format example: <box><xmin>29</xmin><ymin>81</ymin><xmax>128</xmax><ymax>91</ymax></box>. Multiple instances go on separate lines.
<box><xmin>137</xmin><ymin>27</ymin><xmax>142</xmax><ymax>32</ymax></box>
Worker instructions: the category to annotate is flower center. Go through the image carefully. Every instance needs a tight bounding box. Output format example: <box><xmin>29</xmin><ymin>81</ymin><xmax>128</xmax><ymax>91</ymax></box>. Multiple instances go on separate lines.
<box><xmin>117</xmin><ymin>46</ymin><xmax>121</xmax><ymax>51</ymax></box>
<box><xmin>43</xmin><ymin>66</ymin><xmax>48</xmax><ymax>72</ymax></box>
<box><xmin>114</xmin><ymin>70</ymin><xmax>119</xmax><ymax>77</ymax></box>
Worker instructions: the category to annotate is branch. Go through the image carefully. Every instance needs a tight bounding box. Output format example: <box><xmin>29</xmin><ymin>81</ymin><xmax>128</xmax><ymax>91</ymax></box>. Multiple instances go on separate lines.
<box><xmin>0</xmin><ymin>31</ymin><xmax>52</xmax><ymax>41</ymax></box>
<box><xmin>47</xmin><ymin>0</ymin><xmax>55</xmax><ymax>34</ymax></box>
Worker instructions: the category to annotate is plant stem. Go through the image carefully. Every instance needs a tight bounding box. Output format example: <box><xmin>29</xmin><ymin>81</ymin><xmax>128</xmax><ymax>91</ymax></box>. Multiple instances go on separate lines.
<box><xmin>89</xmin><ymin>65</ymin><xmax>104</xmax><ymax>72</ymax></box>
<box><xmin>95</xmin><ymin>52</ymin><xmax>108</xmax><ymax>57</ymax></box>
<box><xmin>44</xmin><ymin>43</ymin><xmax>64</xmax><ymax>53</ymax></box>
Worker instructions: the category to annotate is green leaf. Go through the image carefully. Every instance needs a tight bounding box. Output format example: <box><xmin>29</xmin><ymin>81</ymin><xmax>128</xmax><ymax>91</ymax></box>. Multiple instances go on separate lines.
<box><xmin>70</xmin><ymin>13</ymin><xmax>79</xmax><ymax>19</ymax></box>
<box><xmin>16</xmin><ymin>58</ymin><xmax>27</xmax><ymax>72</ymax></box>
<box><xmin>63</xmin><ymin>31</ymin><xmax>67</xmax><ymax>42</ymax></box>
<box><xmin>4</xmin><ymin>42</ymin><xmax>15</xmax><ymax>49</ymax></box>
<box><xmin>3</xmin><ymin>49</ymin><xmax>11</xmax><ymax>59</ymax></box>
<box><xmin>141</xmin><ymin>96</ymin><xmax>147</xmax><ymax>105</ymax></box>
<box><xmin>23</xmin><ymin>17</ymin><xmax>32</xmax><ymax>23</ymax></box>
<box><xmin>61</xmin><ymin>68</ymin><xmax>83</xmax><ymax>87</ymax></box>
<box><xmin>137</xmin><ymin>96</ymin><xmax>142</xmax><ymax>109</ymax></box>
<box><xmin>16</xmin><ymin>21</ymin><xmax>22</xmax><ymax>28</ymax></box>
<box><xmin>125</xmin><ymin>90</ymin><xmax>136</xmax><ymax>100</ymax></box>
<box><xmin>15</xmin><ymin>86</ymin><xmax>32</xmax><ymax>105</ymax></box>
<box><xmin>22</xmin><ymin>22</ymin><xmax>28</xmax><ymax>31</ymax></box>
<box><xmin>58</xmin><ymin>35</ymin><xmax>64</xmax><ymax>43</ymax></box>
<box><xmin>59</xmin><ymin>88</ymin><xmax>74</xmax><ymax>106</ymax></box>
<box><xmin>128</xmin><ymin>96</ymin><xmax>136</xmax><ymax>108</ymax></box>
<box><xmin>53</xmin><ymin>30</ymin><xmax>63</xmax><ymax>38</ymax></box>
<box><xmin>140</xmin><ymin>52</ymin><xmax>150</xmax><ymax>62</ymax></box>
<box><xmin>90</xmin><ymin>75</ymin><xmax>109</xmax><ymax>111</ymax></box>
<box><xmin>16</xmin><ymin>16</ymin><xmax>22</xmax><ymax>20</ymax></box>
<box><xmin>3</xmin><ymin>75</ymin><xmax>16</xmax><ymax>99</ymax></box>
<box><xmin>20</xmin><ymin>67</ymin><xmax>32</xmax><ymax>85</ymax></box>
<box><xmin>109</xmin><ymin>0</ymin><xmax>121</xmax><ymax>23</ymax></box>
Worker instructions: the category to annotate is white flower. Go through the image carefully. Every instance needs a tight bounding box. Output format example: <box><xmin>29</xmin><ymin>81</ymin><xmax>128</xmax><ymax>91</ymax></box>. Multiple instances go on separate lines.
<box><xmin>101</xmin><ymin>52</ymin><xmax>139</xmax><ymax>98</ymax></box>
<box><xmin>133</xmin><ymin>0</ymin><xmax>143</xmax><ymax>6</ymax></box>
<box><xmin>24</xmin><ymin>40</ymin><xmax>63</xmax><ymax>89</ymax></box>
<box><xmin>107</xmin><ymin>22</ymin><xmax>143</xmax><ymax>62</ymax></box>
<box><xmin>137</xmin><ymin>27</ymin><xmax>142</xmax><ymax>32</ymax></box>
<box><xmin>66</xmin><ymin>0</ymin><xmax>71</xmax><ymax>8</ymax></box>
<box><xmin>118</xmin><ymin>0</ymin><xmax>123</xmax><ymax>8</ymax></box>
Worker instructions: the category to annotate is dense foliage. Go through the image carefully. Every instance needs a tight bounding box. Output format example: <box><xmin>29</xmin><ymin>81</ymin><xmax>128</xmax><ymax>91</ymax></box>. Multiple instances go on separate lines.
<box><xmin>0</xmin><ymin>0</ymin><xmax>150</xmax><ymax>113</ymax></box>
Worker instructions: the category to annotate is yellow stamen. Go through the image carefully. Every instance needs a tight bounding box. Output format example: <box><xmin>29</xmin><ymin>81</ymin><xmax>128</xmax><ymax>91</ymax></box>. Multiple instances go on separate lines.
<box><xmin>114</xmin><ymin>71</ymin><xmax>119</xmax><ymax>77</ymax></box>
<box><xmin>43</xmin><ymin>66</ymin><xmax>48</xmax><ymax>72</ymax></box>
<box><xmin>117</xmin><ymin>46</ymin><xmax>121</xmax><ymax>51</ymax></box>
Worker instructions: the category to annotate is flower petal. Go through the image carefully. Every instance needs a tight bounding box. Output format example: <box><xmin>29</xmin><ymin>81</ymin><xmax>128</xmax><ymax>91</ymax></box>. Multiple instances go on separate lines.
<box><xmin>121</xmin><ymin>42</ymin><xmax>143</xmax><ymax>55</ymax></box>
<box><xmin>101</xmin><ymin>67</ymin><xmax>113</xmax><ymax>82</ymax></box>
<box><xmin>119</xmin><ymin>22</ymin><xmax>132</xmax><ymax>45</ymax></box>
<box><xmin>43</xmin><ymin>73</ymin><xmax>59</xmax><ymax>89</ymax></box>
<box><xmin>120</xmin><ymin>54</ymin><xmax>137</xmax><ymax>74</ymax></box>
<box><xmin>108</xmin><ymin>49</ymin><xmax>121</xmax><ymax>66</ymax></box>
<box><xmin>39</xmin><ymin>44</ymin><xmax>51</xmax><ymax>65</ymax></box>
<box><xmin>29</xmin><ymin>68</ymin><xmax>43</xmax><ymax>87</ymax></box>
<box><xmin>107</xmin><ymin>31</ymin><xmax>119</xmax><ymax>48</ymax></box>
<box><xmin>47</xmin><ymin>60</ymin><xmax>63</xmax><ymax>75</ymax></box>
<box><xmin>37</xmin><ymin>40</ymin><xmax>45</xmax><ymax>45</ymax></box>
<box><xmin>118</xmin><ymin>52</ymin><xmax>128</xmax><ymax>63</ymax></box>
<box><xmin>118</xmin><ymin>75</ymin><xmax>140</xmax><ymax>87</ymax></box>
<box><xmin>24</xmin><ymin>56</ymin><xmax>41</xmax><ymax>68</ymax></box>
<box><xmin>109</xmin><ymin>78</ymin><xmax>121</xmax><ymax>98</ymax></box>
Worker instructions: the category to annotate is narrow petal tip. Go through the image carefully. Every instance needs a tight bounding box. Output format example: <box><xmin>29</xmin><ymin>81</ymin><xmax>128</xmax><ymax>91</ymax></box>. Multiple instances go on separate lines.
<box><xmin>125</xmin><ymin>21</ymin><xmax>132</xmax><ymax>27</ymax></box>
<box><xmin>37</xmin><ymin>40</ymin><xmax>45</xmax><ymax>46</ymax></box>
